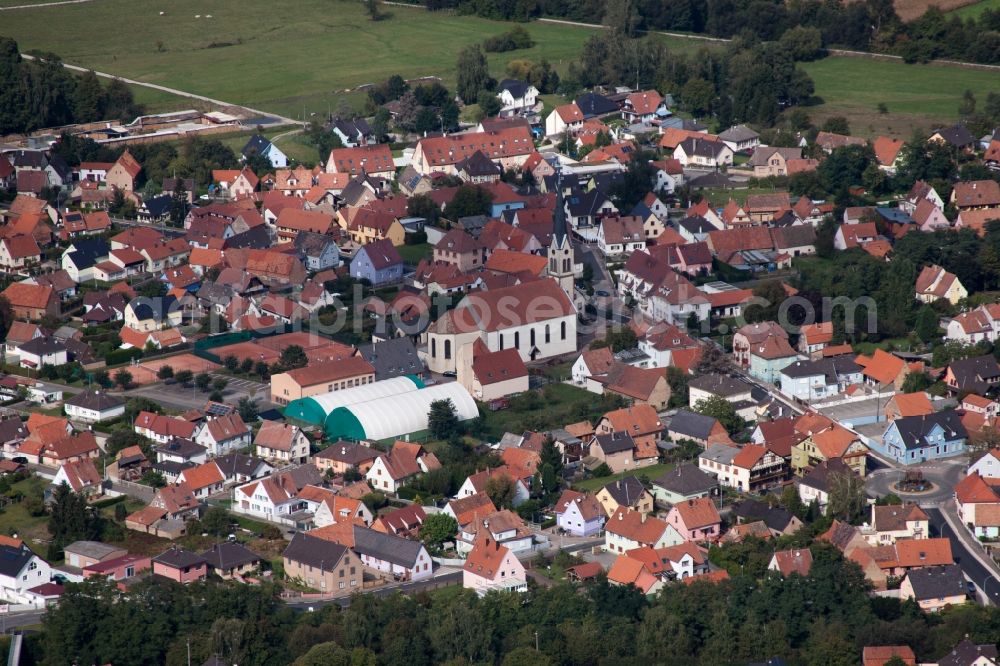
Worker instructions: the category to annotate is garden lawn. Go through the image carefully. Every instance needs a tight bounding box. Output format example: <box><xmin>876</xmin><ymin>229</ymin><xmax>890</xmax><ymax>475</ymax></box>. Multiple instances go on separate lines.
<box><xmin>0</xmin><ymin>477</ymin><xmax>49</xmax><ymax>545</ymax></box>
<box><xmin>573</xmin><ymin>462</ymin><xmax>675</xmax><ymax>492</ymax></box>
<box><xmin>397</xmin><ymin>243</ymin><xmax>432</xmax><ymax>265</ymax></box>
<box><xmin>800</xmin><ymin>56</ymin><xmax>999</xmax><ymax>138</ymax></box>
<box><xmin>479</xmin><ymin>382</ymin><xmax>622</xmax><ymax>438</ymax></box>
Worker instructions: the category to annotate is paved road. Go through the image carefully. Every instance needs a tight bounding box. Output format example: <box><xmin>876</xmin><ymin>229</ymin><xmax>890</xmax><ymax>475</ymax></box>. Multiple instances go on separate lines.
<box><xmin>0</xmin><ymin>610</ymin><xmax>45</xmax><ymax>632</ymax></box>
<box><xmin>864</xmin><ymin>460</ymin><xmax>965</xmax><ymax>504</ymax></box>
<box><xmin>927</xmin><ymin>507</ymin><xmax>1000</xmax><ymax>605</ymax></box>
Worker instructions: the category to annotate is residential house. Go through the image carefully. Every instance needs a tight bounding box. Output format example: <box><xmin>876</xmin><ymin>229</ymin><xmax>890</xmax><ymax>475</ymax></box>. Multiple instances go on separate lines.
<box><xmin>106</xmin><ymin>151</ymin><xmax>141</xmax><ymax>192</ymax></box>
<box><xmin>595</xmin><ymin>476</ymin><xmax>654</xmax><ymax>516</ymax></box>
<box><xmin>282</xmin><ymin>533</ymin><xmax>361</xmax><ymax>596</ymax></box>
<box><xmin>651</xmin><ymin>463</ymin><xmax>718</xmax><ymax>508</ymax></box>
<box><xmin>667</xmin><ymin>410</ymin><xmax>730</xmax><ymax>447</ymax></box>
<box><xmin>412</xmin><ymin>128</ymin><xmax>534</xmax><ymax>176</ymax></box>
<box><xmin>350</xmin><ymin>239</ymin><xmax>403</xmax><ymax>286</ymax></box>
<box><xmin>604</xmin><ymin>507</ymin><xmax>683</xmax><ymax>553</ymax></box>
<box><xmin>455</xmin><ymin>467</ymin><xmax>529</xmax><ymax>507</ymax></box>
<box><xmin>352</xmin><ymin>526</ymin><xmax>432</xmax><ymax>581</ymax></box>
<box><xmin>867</xmin><ymin>503</ymin><xmax>930</xmax><ymax>545</ymax></box>
<box><xmin>665</xmin><ymin>497</ymin><xmax>722</xmax><ymax>542</ymax></box>
<box><xmin>326</xmin><ymin>144</ymin><xmax>395</xmax><ymax>180</ymax></box>
<box><xmin>790</xmin><ymin>417</ymin><xmax>868</xmax><ymax>476</ymax></box>
<box><xmin>873</xmin><ymin>136</ymin><xmax>906</xmax><ymax>174</ymax></box>
<box><xmin>554</xmin><ymin>490</ymin><xmax>606</xmax><ymax>537</ymax></box>
<box><xmin>242</xmin><ymin>134</ymin><xmax>288</xmax><ymax>168</ymax></box>
<box><xmin>63</xmin><ymin>390</ymin><xmax>125</xmax><ymax>423</ymax></box>
<box><xmin>0</xmin><ymin>235</ymin><xmax>42</xmax><ymax>270</ymax></box>
<box><xmin>731</xmin><ymin>498</ymin><xmax>804</xmax><ymax>537</ymax></box>
<box><xmin>463</xmin><ymin>534</ymin><xmax>527</xmax><ymax>596</ymax></box>
<box><xmin>916</xmin><ymin>265</ymin><xmax>967</xmax><ymax>305</ymax></box>
<box><xmin>718</xmin><ymin>124</ymin><xmax>760</xmax><ymax>153</ymax></box>
<box><xmin>621</xmin><ymin>90</ymin><xmax>665</xmax><ymax>124</ymax></box>
<box><xmin>0</xmin><ymin>538</ymin><xmax>51</xmax><ymax>604</ymax></box>
<box><xmin>673</xmin><ymin>137</ymin><xmax>733</xmax><ymax>168</ymax></box>
<box><xmin>779</xmin><ymin>356</ymin><xmax>863</xmax><ymax>402</ymax></box>
<box><xmin>254</xmin><ymin>421</ymin><xmax>310</xmax><ymax>465</ymax></box>
<box><xmin>798</xmin><ymin>458</ymin><xmax>854</xmax><ymax>514</ymax></box>
<box><xmin>899</xmin><ymin>564</ymin><xmax>967</xmax><ymax>612</ymax></box>
<box><xmin>372</xmin><ymin>504</ymin><xmax>426</xmax><ymax>538</ymax></box>
<box><xmin>747</xmin><ymin>147</ymin><xmax>802</xmax><ymax>178</ymax></box>
<box><xmin>1</xmin><ymin>282</ymin><xmax>59</xmax><ymax>320</ymax></box>
<box><xmin>951</xmin><ymin>180</ymin><xmax>1000</xmax><ymax>211</ymax></box>
<box><xmin>855</xmin><ymin>349</ymin><xmax>910</xmax><ymax>391</ymax></box>
<box><xmin>200</xmin><ymin>542</ymin><xmax>262</xmax><ymax>580</ymax></box>
<box><xmin>944</xmin><ymin>355</ymin><xmax>1000</xmax><ymax>394</ymax></box>
<box><xmin>877</xmin><ymin>411</ymin><xmax>967</xmax><ymax>465</ymax></box>
<box><xmin>544</xmin><ymin>103</ymin><xmax>584</xmax><ymax>137</ymax></box>
<box><xmin>152</xmin><ymin>547</ymin><xmax>207</xmax><ymax>584</ymax></box>
<box><xmin>313</xmin><ymin>440</ymin><xmax>379</xmax><ymax>476</ymax></box>
<box><xmin>769</xmin><ymin>548</ymin><xmax>813</xmax><ymax>577</ymax></box>
<box><xmin>698</xmin><ymin>443</ymin><xmax>786</xmax><ymax>493</ymax></box>
<box><xmin>365</xmin><ymin>441</ymin><xmax>440</xmax><ymax>493</ymax></box>
<box><xmin>193</xmin><ymin>414</ymin><xmax>252</xmax><ymax>457</ymax></box>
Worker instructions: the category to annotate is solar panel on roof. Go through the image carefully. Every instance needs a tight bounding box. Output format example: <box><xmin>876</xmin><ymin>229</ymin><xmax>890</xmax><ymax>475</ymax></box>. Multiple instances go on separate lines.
<box><xmin>206</xmin><ymin>403</ymin><xmax>232</xmax><ymax>416</ymax></box>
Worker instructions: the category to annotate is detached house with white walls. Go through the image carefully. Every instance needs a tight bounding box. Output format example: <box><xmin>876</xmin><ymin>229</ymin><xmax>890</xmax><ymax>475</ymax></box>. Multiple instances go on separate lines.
<box><xmin>193</xmin><ymin>414</ymin><xmax>251</xmax><ymax>457</ymax></box>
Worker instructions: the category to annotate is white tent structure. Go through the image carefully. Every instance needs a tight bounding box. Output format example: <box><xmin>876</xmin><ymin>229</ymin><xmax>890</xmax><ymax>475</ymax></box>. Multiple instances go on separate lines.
<box><xmin>324</xmin><ymin>382</ymin><xmax>478</xmax><ymax>441</ymax></box>
<box><xmin>283</xmin><ymin>375</ymin><xmax>423</xmax><ymax>426</ymax></box>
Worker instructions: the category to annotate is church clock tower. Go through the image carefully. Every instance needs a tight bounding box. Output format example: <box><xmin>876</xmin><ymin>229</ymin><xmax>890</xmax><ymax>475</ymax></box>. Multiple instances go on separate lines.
<box><xmin>548</xmin><ymin>165</ymin><xmax>574</xmax><ymax>299</ymax></box>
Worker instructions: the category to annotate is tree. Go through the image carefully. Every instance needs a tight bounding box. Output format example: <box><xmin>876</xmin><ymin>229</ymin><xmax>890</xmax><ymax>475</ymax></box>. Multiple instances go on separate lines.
<box><xmin>200</xmin><ymin>507</ymin><xmax>234</xmax><ymax>536</ymax></box>
<box><xmin>827</xmin><ymin>470</ymin><xmax>866</xmax><ymax>521</ymax></box>
<box><xmin>237</xmin><ymin>396</ymin><xmax>259</xmax><ymax>423</ymax></box>
<box><xmin>694</xmin><ymin>344</ymin><xmax>732</xmax><ymax>375</ymax></box>
<box><xmin>476</xmin><ymin>90</ymin><xmax>503</xmax><ymax>119</ymax></box>
<box><xmin>901</xmin><ymin>371</ymin><xmax>933</xmax><ymax>393</ymax></box>
<box><xmin>667</xmin><ymin>366</ymin><xmax>690</xmax><ymax>408</ymax></box>
<box><xmin>821</xmin><ymin>116</ymin><xmax>851</xmax><ymax>135</ymax></box>
<box><xmin>365</xmin><ymin>0</ymin><xmax>384</xmax><ymax>21</ymax></box>
<box><xmin>93</xmin><ymin>369</ymin><xmax>111</xmax><ymax>388</ymax></box>
<box><xmin>195</xmin><ymin>372</ymin><xmax>212</xmax><ymax>391</ymax></box>
<box><xmin>419</xmin><ymin>513</ymin><xmax>458</xmax><ymax>551</ymax></box>
<box><xmin>455</xmin><ymin>45</ymin><xmax>495</xmax><ymax>104</ymax></box>
<box><xmin>141</xmin><ymin>469</ymin><xmax>166</xmax><ymax>487</ymax></box>
<box><xmin>239</xmin><ymin>358</ymin><xmax>254</xmax><ymax>375</ymax></box>
<box><xmin>540</xmin><ymin>437</ymin><xmax>563</xmax><ymax>477</ymax></box>
<box><xmin>428</xmin><ymin>399</ymin><xmax>459</xmax><ymax>439</ymax></box>
<box><xmin>169</xmin><ymin>179</ymin><xmax>188</xmax><ymax>227</ymax></box>
<box><xmin>124</xmin><ymin>397</ymin><xmax>160</xmax><ymax>424</ymax></box>
<box><xmin>0</xmin><ymin>296</ymin><xmax>13</xmax><ymax>343</ymax></box>
<box><xmin>694</xmin><ymin>395</ymin><xmax>745</xmax><ymax>435</ymax></box>
<box><xmin>174</xmin><ymin>369</ymin><xmax>193</xmax><ymax>385</ymax></box>
<box><xmin>223</xmin><ymin>355</ymin><xmax>240</xmax><ymax>372</ymax></box>
<box><xmin>114</xmin><ymin>369</ymin><xmax>133</xmax><ymax>390</ymax></box>
<box><xmin>485</xmin><ymin>474</ymin><xmax>517</xmax><ymax>509</ymax></box>
<box><xmin>407</xmin><ymin>194</ymin><xmax>442</xmax><ymax>225</ymax></box>
<box><xmin>48</xmin><ymin>483</ymin><xmax>104</xmax><ymax>556</ymax></box>
<box><xmin>780</xmin><ymin>483</ymin><xmax>806</xmax><ymax>519</ymax></box>
<box><xmin>370</xmin><ymin>107</ymin><xmax>391</xmax><ymax>141</ymax></box>
<box><xmin>254</xmin><ymin>361</ymin><xmax>270</xmax><ymax>381</ymax></box>
<box><xmin>157</xmin><ymin>365</ymin><xmax>174</xmax><ymax>380</ymax></box>
<box><xmin>915</xmin><ymin>305</ymin><xmax>940</xmax><ymax>343</ymax></box>
<box><xmin>590</xmin><ymin>327</ymin><xmax>637</xmax><ymax>353</ymax></box>
<box><xmin>279</xmin><ymin>345</ymin><xmax>308</xmax><ymax>370</ymax></box>
<box><xmin>447</xmin><ymin>185</ymin><xmax>493</xmax><ymax>219</ymax></box>
<box><xmin>212</xmin><ymin>377</ymin><xmax>228</xmax><ymax>394</ymax></box>
<box><xmin>779</xmin><ymin>26</ymin><xmax>824</xmax><ymax>61</ymax></box>
<box><xmin>681</xmin><ymin>77</ymin><xmax>715</xmax><ymax>116</ymax></box>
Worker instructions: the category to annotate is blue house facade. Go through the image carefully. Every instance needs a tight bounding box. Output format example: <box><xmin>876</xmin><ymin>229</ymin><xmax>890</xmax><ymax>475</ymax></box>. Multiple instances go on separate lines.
<box><xmin>350</xmin><ymin>239</ymin><xmax>403</xmax><ymax>286</ymax></box>
<box><xmin>876</xmin><ymin>411</ymin><xmax>967</xmax><ymax>465</ymax></box>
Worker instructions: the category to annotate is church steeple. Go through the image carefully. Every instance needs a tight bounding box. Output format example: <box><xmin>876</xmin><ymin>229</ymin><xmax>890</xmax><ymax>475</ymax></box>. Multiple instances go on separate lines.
<box><xmin>553</xmin><ymin>163</ymin><xmax>569</xmax><ymax>250</ymax></box>
<box><xmin>548</xmin><ymin>162</ymin><xmax>574</xmax><ymax>299</ymax></box>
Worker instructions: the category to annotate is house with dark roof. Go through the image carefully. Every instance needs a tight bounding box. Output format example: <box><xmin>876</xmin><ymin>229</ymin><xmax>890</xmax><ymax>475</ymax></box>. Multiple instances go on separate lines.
<box><xmin>730</xmin><ymin>498</ymin><xmax>803</xmax><ymax>537</ymax></box>
<box><xmin>331</xmin><ymin>117</ymin><xmax>374</xmax><ymax>147</ymax></box>
<box><xmin>242</xmin><ymin>134</ymin><xmax>288</xmax><ymax>168</ymax></box>
<box><xmin>651</xmin><ymin>462</ymin><xmax>718</xmax><ymax>507</ymax></box>
<box><xmin>61</xmin><ymin>238</ymin><xmax>110</xmax><ymax>283</ymax></box>
<box><xmin>0</xmin><ymin>537</ymin><xmax>51</xmax><ymax>604</ymax></box>
<box><xmin>351</xmin><ymin>525</ymin><xmax>432</xmax><ymax>581</ymax></box>
<box><xmin>936</xmin><ymin>639</ymin><xmax>998</xmax><ymax>666</ymax></box>
<box><xmin>63</xmin><ymin>390</ymin><xmax>125</xmax><ymax>423</ymax></box>
<box><xmin>595</xmin><ymin>476</ymin><xmax>654</xmax><ymax>516</ymax></box>
<box><xmin>878</xmin><ymin>411</ymin><xmax>967</xmax><ymax>465</ymax></box>
<box><xmin>356</xmin><ymin>337</ymin><xmax>425</xmax><ymax>381</ymax></box>
<box><xmin>497</xmin><ymin>79</ymin><xmax>539</xmax><ymax>115</ymax></box>
<box><xmin>667</xmin><ymin>410</ymin><xmax>729</xmax><ymax>446</ymax></box>
<box><xmin>930</xmin><ymin>124</ymin><xmax>976</xmax><ymax>151</ymax></box>
<box><xmin>779</xmin><ymin>356</ymin><xmax>863</xmax><ymax>401</ymax></box>
<box><xmin>944</xmin><ymin>355</ymin><xmax>1000</xmax><ymax>394</ymax></box>
<box><xmin>282</xmin><ymin>532</ymin><xmax>361</xmax><ymax>595</ymax></box>
<box><xmin>200</xmin><ymin>542</ymin><xmax>262</xmax><ymax>580</ymax></box>
<box><xmin>899</xmin><ymin>564</ymin><xmax>967</xmax><ymax>612</ymax></box>
<box><xmin>152</xmin><ymin>547</ymin><xmax>207</xmax><ymax>583</ymax></box>
<box><xmin>575</xmin><ymin>92</ymin><xmax>618</xmax><ymax>119</ymax></box>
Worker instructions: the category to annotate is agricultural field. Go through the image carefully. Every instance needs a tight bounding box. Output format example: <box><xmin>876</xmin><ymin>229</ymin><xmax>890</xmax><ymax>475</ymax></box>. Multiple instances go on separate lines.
<box><xmin>800</xmin><ymin>56</ymin><xmax>999</xmax><ymax>138</ymax></box>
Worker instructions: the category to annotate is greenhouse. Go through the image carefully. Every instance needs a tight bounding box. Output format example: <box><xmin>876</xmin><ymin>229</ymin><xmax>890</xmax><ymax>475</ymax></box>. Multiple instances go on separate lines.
<box><xmin>282</xmin><ymin>375</ymin><xmax>424</xmax><ymax>426</ymax></box>
<box><xmin>323</xmin><ymin>382</ymin><xmax>479</xmax><ymax>441</ymax></box>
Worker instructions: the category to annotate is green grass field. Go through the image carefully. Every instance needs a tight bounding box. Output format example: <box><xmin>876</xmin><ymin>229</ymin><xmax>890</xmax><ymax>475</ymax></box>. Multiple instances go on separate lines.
<box><xmin>950</xmin><ymin>0</ymin><xmax>1000</xmax><ymax>18</ymax></box>
<box><xmin>1</xmin><ymin>0</ymin><xmax>685</xmax><ymax>120</ymax></box>
<box><xmin>573</xmin><ymin>462</ymin><xmax>675</xmax><ymax>491</ymax></box>
<box><xmin>800</xmin><ymin>56</ymin><xmax>999</xmax><ymax>137</ymax></box>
